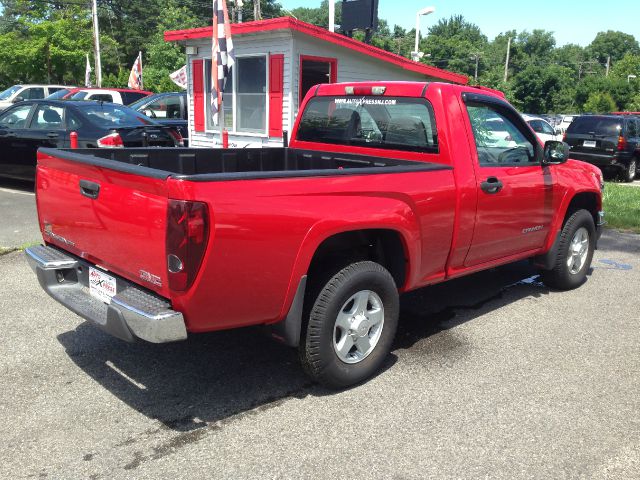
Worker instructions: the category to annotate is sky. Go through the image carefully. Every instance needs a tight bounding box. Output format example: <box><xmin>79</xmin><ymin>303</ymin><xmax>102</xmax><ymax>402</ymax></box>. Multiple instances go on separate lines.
<box><xmin>279</xmin><ymin>0</ymin><xmax>640</xmax><ymax>47</ymax></box>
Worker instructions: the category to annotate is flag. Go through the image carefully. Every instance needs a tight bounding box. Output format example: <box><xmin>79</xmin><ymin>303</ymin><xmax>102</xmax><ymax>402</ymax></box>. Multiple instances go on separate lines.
<box><xmin>85</xmin><ymin>54</ymin><xmax>92</xmax><ymax>87</ymax></box>
<box><xmin>210</xmin><ymin>0</ymin><xmax>235</xmax><ymax>126</ymax></box>
<box><xmin>127</xmin><ymin>52</ymin><xmax>144</xmax><ymax>90</ymax></box>
<box><xmin>169</xmin><ymin>65</ymin><xmax>188</xmax><ymax>89</ymax></box>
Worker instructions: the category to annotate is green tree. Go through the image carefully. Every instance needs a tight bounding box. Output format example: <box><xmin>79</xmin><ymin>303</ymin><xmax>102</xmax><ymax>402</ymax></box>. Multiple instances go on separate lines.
<box><xmin>583</xmin><ymin>92</ymin><xmax>616</xmax><ymax>113</ymax></box>
<box><xmin>588</xmin><ymin>30</ymin><xmax>640</xmax><ymax>64</ymax></box>
<box><xmin>421</xmin><ymin>15</ymin><xmax>487</xmax><ymax>78</ymax></box>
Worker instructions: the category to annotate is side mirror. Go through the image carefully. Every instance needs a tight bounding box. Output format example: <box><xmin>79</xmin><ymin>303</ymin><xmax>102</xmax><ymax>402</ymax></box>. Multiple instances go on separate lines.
<box><xmin>12</xmin><ymin>96</ymin><xmax>24</xmax><ymax>103</ymax></box>
<box><xmin>542</xmin><ymin>140</ymin><xmax>570</xmax><ymax>165</ymax></box>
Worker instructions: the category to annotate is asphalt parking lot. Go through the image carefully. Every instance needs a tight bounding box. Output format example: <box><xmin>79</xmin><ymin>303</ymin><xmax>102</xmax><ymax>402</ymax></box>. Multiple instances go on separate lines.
<box><xmin>1</xmin><ymin>180</ymin><xmax>639</xmax><ymax>479</ymax></box>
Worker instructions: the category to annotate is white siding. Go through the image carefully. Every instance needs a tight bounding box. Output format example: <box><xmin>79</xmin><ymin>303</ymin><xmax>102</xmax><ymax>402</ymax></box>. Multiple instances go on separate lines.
<box><xmin>185</xmin><ymin>31</ymin><xmax>293</xmax><ymax>148</ymax></box>
<box><xmin>291</xmin><ymin>33</ymin><xmax>429</xmax><ymax>120</ymax></box>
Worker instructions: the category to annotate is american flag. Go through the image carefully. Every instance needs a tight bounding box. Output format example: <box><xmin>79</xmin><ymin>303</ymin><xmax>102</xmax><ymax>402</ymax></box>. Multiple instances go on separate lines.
<box><xmin>211</xmin><ymin>0</ymin><xmax>235</xmax><ymax>126</ymax></box>
<box><xmin>127</xmin><ymin>52</ymin><xmax>144</xmax><ymax>90</ymax></box>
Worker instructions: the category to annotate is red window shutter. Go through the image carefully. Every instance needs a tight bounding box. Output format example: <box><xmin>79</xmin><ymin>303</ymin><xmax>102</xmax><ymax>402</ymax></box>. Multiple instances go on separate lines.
<box><xmin>192</xmin><ymin>59</ymin><xmax>205</xmax><ymax>132</ymax></box>
<box><xmin>269</xmin><ymin>54</ymin><xmax>284</xmax><ymax>138</ymax></box>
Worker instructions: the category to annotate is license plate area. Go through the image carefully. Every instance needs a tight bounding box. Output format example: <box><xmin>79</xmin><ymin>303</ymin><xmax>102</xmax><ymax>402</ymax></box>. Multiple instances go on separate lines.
<box><xmin>89</xmin><ymin>266</ymin><xmax>117</xmax><ymax>304</ymax></box>
<box><xmin>583</xmin><ymin>140</ymin><xmax>596</xmax><ymax>148</ymax></box>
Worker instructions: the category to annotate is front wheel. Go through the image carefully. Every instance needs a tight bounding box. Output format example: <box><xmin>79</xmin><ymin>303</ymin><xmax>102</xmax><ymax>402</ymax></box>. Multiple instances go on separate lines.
<box><xmin>541</xmin><ymin>209</ymin><xmax>595</xmax><ymax>290</ymax></box>
<box><xmin>299</xmin><ymin>261</ymin><xmax>399</xmax><ymax>389</ymax></box>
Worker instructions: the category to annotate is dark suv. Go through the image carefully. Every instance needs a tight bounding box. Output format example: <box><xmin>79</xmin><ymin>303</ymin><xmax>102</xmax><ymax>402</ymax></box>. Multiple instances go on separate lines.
<box><xmin>565</xmin><ymin>114</ymin><xmax>640</xmax><ymax>182</ymax></box>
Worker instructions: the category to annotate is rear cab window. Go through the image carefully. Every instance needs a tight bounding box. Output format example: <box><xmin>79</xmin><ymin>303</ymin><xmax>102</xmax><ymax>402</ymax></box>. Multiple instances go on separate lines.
<box><xmin>296</xmin><ymin>96</ymin><xmax>438</xmax><ymax>153</ymax></box>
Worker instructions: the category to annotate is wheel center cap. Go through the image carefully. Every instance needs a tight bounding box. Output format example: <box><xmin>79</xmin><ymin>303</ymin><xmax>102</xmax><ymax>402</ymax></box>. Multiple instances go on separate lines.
<box><xmin>351</xmin><ymin>314</ymin><xmax>371</xmax><ymax>338</ymax></box>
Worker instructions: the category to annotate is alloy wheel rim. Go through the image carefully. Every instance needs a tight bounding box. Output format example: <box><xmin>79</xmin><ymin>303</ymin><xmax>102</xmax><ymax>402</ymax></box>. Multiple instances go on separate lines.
<box><xmin>567</xmin><ymin>227</ymin><xmax>589</xmax><ymax>275</ymax></box>
<box><xmin>333</xmin><ymin>290</ymin><xmax>384</xmax><ymax>364</ymax></box>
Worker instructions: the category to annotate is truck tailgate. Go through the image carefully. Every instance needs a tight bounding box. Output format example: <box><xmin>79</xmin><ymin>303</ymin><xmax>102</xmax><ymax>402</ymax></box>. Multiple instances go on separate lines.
<box><xmin>36</xmin><ymin>151</ymin><xmax>171</xmax><ymax>297</ymax></box>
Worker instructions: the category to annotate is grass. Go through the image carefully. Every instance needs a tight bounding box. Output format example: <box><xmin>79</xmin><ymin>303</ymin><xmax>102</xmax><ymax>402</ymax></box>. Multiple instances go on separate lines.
<box><xmin>0</xmin><ymin>241</ymin><xmax>40</xmax><ymax>257</ymax></box>
<box><xmin>602</xmin><ymin>182</ymin><xmax>640</xmax><ymax>233</ymax></box>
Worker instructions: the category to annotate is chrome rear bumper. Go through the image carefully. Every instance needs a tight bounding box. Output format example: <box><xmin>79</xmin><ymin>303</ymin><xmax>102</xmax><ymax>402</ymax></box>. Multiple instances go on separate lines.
<box><xmin>25</xmin><ymin>245</ymin><xmax>187</xmax><ymax>343</ymax></box>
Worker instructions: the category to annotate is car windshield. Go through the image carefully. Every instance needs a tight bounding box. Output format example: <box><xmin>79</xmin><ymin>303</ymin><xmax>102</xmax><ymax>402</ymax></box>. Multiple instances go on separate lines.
<box><xmin>78</xmin><ymin>102</ymin><xmax>153</xmax><ymax>127</ymax></box>
<box><xmin>45</xmin><ymin>89</ymin><xmax>71</xmax><ymax>99</ymax></box>
<box><xmin>0</xmin><ymin>85</ymin><xmax>22</xmax><ymax>100</ymax></box>
<box><xmin>567</xmin><ymin>117</ymin><xmax>622</xmax><ymax>136</ymax></box>
<box><xmin>127</xmin><ymin>96</ymin><xmax>149</xmax><ymax>110</ymax></box>
<box><xmin>69</xmin><ymin>91</ymin><xmax>89</xmax><ymax>100</ymax></box>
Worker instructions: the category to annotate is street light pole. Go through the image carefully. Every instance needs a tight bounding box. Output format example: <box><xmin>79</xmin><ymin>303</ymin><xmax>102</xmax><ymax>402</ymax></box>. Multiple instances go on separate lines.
<box><xmin>411</xmin><ymin>6</ymin><xmax>435</xmax><ymax>62</ymax></box>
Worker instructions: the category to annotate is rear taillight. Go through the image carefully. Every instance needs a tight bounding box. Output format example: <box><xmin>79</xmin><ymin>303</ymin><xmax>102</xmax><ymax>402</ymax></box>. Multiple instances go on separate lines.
<box><xmin>617</xmin><ymin>135</ymin><xmax>627</xmax><ymax>151</ymax></box>
<box><xmin>168</xmin><ymin>129</ymin><xmax>184</xmax><ymax>147</ymax></box>
<box><xmin>97</xmin><ymin>132</ymin><xmax>124</xmax><ymax>148</ymax></box>
<box><xmin>562</xmin><ymin>132</ymin><xmax>566</xmax><ymax>142</ymax></box>
<box><xmin>166</xmin><ymin>200</ymin><xmax>209</xmax><ymax>291</ymax></box>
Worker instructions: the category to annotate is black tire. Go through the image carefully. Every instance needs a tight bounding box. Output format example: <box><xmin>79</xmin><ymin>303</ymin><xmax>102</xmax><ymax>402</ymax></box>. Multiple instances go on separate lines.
<box><xmin>621</xmin><ymin>157</ymin><xmax>637</xmax><ymax>183</ymax></box>
<box><xmin>541</xmin><ymin>209</ymin><xmax>595</xmax><ymax>290</ymax></box>
<box><xmin>299</xmin><ymin>261</ymin><xmax>399</xmax><ymax>389</ymax></box>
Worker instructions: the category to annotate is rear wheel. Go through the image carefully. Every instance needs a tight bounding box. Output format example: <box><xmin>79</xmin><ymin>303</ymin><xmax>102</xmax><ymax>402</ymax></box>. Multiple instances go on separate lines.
<box><xmin>299</xmin><ymin>261</ymin><xmax>399</xmax><ymax>389</ymax></box>
<box><xmin>541</xmin><ymin>209</ymin><xmax>595</xmax><ymax>290</ymax></box>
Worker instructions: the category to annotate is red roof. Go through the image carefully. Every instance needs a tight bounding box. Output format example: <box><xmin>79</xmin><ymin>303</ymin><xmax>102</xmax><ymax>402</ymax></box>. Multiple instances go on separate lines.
<box><xmin>165</xmin><ymin>17</ymin><xmax>468</xmax><ymax>85</ymax></box>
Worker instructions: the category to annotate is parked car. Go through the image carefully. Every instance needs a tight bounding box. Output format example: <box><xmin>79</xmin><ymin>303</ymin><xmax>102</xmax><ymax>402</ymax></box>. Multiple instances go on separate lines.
<box><xmin>63</xmin><ymin>88</ymin><xmax>153</xmax><ymax>105</ymax></box>
<box><xmin>0</xmin><ymin>100</ymin><xmax>183</xmax><ymax>181</ymax></box>
<box><xmin>26</xmin><ymin>81</ymin><xmax>603</xmax><ymax>389</ymax></box>
<box><xmin>129</xmin><ymin>92</ymin><xmax>188</xmax><ymax>145</ymax></box>
<box><xmin>565</xmin><ymin>114</ymin><xmax>640</xmax><ymax>182</ymax></box>
<box><xmin>0</xmin><ymin>84</ymin><xmax>71</xmax><ymax>111</ymax></box>
<box><xmin>522</xmin><ymin>114</ymin><xmax>562</xmax><ymax>144</ymax></box>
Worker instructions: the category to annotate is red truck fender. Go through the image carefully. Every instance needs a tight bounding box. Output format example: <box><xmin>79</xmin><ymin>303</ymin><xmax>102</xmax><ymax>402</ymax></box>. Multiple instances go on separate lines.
<box><xmin>270</xmin><ymin>214</ymin><xmax>420</xmax><ymax>347</ymax></box>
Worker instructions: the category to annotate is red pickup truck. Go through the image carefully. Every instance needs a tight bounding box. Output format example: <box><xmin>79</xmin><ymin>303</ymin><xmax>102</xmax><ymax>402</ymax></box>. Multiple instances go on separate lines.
<box><xmin>26</xmin><ymin>82</ymin><xmax>604</xmax><ymax>388</ymax></box>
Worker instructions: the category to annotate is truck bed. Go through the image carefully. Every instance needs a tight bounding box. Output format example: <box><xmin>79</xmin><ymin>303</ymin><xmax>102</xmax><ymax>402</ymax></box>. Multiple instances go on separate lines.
<box><xmin>38</xmin><ymin>147</ymin><xmax>449</xmax><ymax>181</ymax></box>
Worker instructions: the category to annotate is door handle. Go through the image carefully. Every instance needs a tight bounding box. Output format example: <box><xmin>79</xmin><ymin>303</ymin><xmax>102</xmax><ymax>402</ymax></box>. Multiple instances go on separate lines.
<box><xmin>79</xmin><ymin>179</ymin><xmax>100</xmax><ymax>199</ymax></box>
<box><xmin>480</xmin><ymin>176</ymin><xmax>504</xmax><ymax>194</ymax></box>
<box><xmin>47</xmin><ymin>132</ymin><xmax>59</xmax><ymax>138</ymax></box>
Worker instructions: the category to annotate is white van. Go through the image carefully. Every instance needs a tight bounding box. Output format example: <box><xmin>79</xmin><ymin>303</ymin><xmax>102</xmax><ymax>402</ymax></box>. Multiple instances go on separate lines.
<box><xmin>0</xmin><ymin>84</ymin><xmax>71</xmax><ymax>111</ymax></box>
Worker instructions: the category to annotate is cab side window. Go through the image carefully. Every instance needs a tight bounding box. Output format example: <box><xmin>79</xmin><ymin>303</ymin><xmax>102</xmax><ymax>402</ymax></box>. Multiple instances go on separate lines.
<box><xmin>466</xmin><ymin>104</ymin><xmax>536</xmax><ymax>166</ymax></box>
<box><xmin>22</xmin><ymin>88</ymin><xmax>45</xmax><ymax>100</ymax></box>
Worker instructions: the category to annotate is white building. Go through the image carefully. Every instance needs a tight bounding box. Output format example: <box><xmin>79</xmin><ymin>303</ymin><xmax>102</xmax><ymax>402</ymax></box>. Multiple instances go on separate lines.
<box><xmin>164</xmin><ymin>17</ymin><xmax>468</xmax><ymax>148</ymax></box>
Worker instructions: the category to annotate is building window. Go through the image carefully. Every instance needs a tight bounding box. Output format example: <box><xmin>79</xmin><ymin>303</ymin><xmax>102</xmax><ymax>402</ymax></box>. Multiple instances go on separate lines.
<box><xmin>205</xmin><ymin>55</ymin><xmax>267</xmax><ymax>134</ymax></box>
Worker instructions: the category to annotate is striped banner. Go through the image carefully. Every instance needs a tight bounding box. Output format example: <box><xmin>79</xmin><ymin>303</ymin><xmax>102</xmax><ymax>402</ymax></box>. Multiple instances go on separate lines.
<box><xmin>211</xmin><ymin>0</ymin><xmax>235</xmax><ymax>126</ymax></box>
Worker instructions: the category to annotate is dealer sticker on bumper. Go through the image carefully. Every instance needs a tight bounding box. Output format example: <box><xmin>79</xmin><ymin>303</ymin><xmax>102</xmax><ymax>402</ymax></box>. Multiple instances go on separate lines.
<box><xmin>89</xmin><ymin>267</ymin><xmax>117</xmax><ymax>304</ymax></box>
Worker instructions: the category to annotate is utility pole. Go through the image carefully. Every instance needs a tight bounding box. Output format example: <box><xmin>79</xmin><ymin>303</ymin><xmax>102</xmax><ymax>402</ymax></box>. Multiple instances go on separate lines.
<box><xmin>253</xmin><ymin>0</ymin><xmax>261</xmax><ymax>21</ymax></box>
<box><xmin>237</xmin><ymin>0</ymin><xmax>243</xmax><ymax>23</ymax></box>
<box><xmin>471</xmin><ymin>52</ymin><xmax>482</xmax><ymax>83</ymax></box>
<box><xmin>503</xmin><ymin>37</ymin><xmax>511</xmax><ymax>83</ymax></box>
<box><xmin>605</xmin><ymin>55</ymin><xmax>610</xmax><ymax>77</ymax></box>
<box><xmin>91</xmin><ymin>0</ymin><xmax>102</xmax><ymax>87</ymax></box>
<box><xmin>329</xmin><ymin>0</ymin><xmax>335</xmax><ymax>32</ymax></box>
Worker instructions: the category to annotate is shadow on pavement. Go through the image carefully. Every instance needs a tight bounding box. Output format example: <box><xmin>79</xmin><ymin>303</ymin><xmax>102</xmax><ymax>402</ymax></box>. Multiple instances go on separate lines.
<box><xmin>0</xmin><ymin>178</ymin><xmax>35</xmax><ymax>193</ymax></box>
<box><xmin>57</xmin><ymin>260</ymin><xmax>553</xmax><ymax>432</ymax></box>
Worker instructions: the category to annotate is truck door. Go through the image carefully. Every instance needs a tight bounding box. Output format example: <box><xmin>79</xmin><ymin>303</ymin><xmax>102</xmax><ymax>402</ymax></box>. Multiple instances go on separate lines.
<box><xmin>462</xmin><ymin>95</ymin><xmax>555</xmax><ymax>267</ymax></box>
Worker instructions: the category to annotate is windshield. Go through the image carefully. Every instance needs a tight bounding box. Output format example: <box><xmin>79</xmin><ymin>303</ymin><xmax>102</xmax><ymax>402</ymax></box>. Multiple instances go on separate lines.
<box><xmin>566</xmin><ymin>117</ymin><xmax>622</xmax><ymax>136</ymax></box>
<box><xmin>296</xmin><ymin>96</ymin><xmax>438</xmax><ymax>153</ymax></box>
<box><xmin>0</xmin><ymin>85</ymin><xmax>22</xmax><ymax>100</ymax></box>
<box><xmin>78</xmin><ymin>102</ymin><xmax>154</xmax><ymax>127</ymax></box>
<box><xmin>69</xmin><ymin>91</ymin><xmax>89</xmax><ymax>100</ymax></box>
<box><xmin>127</xmin><ymin>96</ymin><xmax>149</xmax><ymax>110</ymax></box>
<box><xmin>45</xmin><ymin>89</ymin><xmax>71</xmax><ymax>100</ymax></box>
